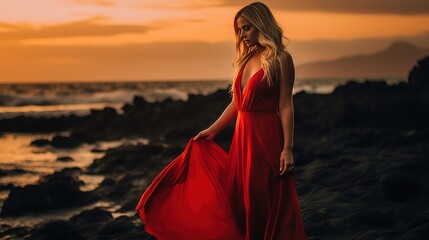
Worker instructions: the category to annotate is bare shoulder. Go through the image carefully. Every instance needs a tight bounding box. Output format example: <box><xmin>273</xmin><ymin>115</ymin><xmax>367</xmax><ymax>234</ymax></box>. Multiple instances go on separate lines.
<box><xmin>281</xmin><ymin>51</ymin><xmax>294</xmax><ymax>68</ymax></box>
<box><xmin>278</xmin><ymin>51</ymin><xmax>295</xmax><ymax>81</ymax></box>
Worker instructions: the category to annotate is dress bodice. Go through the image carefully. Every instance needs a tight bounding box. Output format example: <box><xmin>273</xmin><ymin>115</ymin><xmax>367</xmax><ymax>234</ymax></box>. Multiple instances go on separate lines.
<box><xmin>233</xmin><ymin>67</ymin><xmax>279</xmax><ymax>112</ymax></box>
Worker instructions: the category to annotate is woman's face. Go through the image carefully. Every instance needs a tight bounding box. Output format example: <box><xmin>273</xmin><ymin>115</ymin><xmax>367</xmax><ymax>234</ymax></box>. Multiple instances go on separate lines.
<box><xmin>236</xmin><ymin>16</ymin><xmax>259</xmax><ymax>47</ymax></box>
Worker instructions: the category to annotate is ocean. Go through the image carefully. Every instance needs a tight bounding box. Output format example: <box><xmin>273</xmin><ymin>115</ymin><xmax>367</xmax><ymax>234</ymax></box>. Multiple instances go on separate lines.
<box><xmin>0</xmin><ymin>77</ymin><xmax>404</xmax><ymax>229</ymax></box>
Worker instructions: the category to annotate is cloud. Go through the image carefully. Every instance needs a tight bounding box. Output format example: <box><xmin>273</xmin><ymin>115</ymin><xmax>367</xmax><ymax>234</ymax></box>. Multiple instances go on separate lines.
<box><xmin>221</xmin><ymin>0</ymin><xmax>429</xmax><ymax>15</ymax></box>
<box><xmin>1</xmin><ymin>31</ymin><xmax>428</xmax><ymax>83</ymax></box>
<box><xmin>72</xmin><ymin>0</ymin><xmax>115</xmax><ymax>6</ymax></box>
<box><xmin>0</xmin><ymin>17</ymin><xmax>152</xmax><ymax>43</ymax></box>
<box><xmin>137</xmin><ymin>0</ymin><xmax>221</xmax><ymax>9</ymax></box>
<box><xmin>0</xmin><ymin>41</ymin><xmax>234</xmax><ymax>83</ymax></box>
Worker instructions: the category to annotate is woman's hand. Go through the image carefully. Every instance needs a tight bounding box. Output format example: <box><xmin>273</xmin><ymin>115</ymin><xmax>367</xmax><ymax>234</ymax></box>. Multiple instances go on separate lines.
<box><xmin>193</xmin><ymin>101</ymin><xmax>237</xmax><ymax>141</ymax></box>
<box><xmin>193</xmin><ymin>129</ymin><xmax>216</xmax><ymax>141</ymax></box>
<box><xmin>279</xmin><ymin>149</ymin><xmax>295</xmax><ymax>175</ymax></box>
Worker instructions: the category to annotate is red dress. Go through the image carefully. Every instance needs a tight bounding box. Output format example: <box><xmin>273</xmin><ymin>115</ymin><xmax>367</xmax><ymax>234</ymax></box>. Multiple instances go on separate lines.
<box><xmin>136</xmin><ymin>66</ymin><xmax>307</xmax><ymax>240</ymax></box>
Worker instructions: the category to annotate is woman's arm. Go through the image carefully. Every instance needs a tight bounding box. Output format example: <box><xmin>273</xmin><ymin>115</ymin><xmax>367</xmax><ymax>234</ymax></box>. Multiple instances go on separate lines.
<box><xmin>278</xmin><ymin>52</ymin><xmax>295</xmax><ymax>175</ymax></box>
<box><xmin>193</xmin><ymin>99</ymin><xmax>238</xmax><ymax>140</ymax></box>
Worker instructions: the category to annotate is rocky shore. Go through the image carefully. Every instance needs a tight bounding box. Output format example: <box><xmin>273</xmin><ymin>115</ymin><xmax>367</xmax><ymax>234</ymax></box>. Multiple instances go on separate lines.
<box><xmin>0</xmin><ymin>56</ymin><xmax>428</xmax><ymax>239</ymax></box>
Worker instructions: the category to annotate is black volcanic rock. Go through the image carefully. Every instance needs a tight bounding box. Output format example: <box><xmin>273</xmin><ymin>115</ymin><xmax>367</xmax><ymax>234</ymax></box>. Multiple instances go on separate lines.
<box><xmin>69</xmin><ymin>107</ymin><xmax>122</xmax><ymax>141</ymax></box>
<box><xmin>380</xmin><ymin>173</ymin><xmax>422</xmax><ymax>201</ymax></box>
<box><xmin>56</xmin><ymin>156</ymin><xmax>74</xmax><ymax>162</ymax></box>
<box><xmin>132</xmin><ymin>95</ymin><xmax>151</xmax><ymax>108</ymax></box>
<box><xmin>26</xmin><ymin>210</ymin><xmax>154</xmax><ymax>240</ymax></box>
<box><xmin>0</xmin><ymin>115</ymin><xmax>83</xmax><ymax>133</ymax></box>
<box><xmin>69</xmin><ymin>209</ymin><xmax>152</xmax><ymax>240</ymax></box>
<box><xmin>404</xmin><ymin>222</ymin><xmax>429</xmax><ymax>240</ymax></box>
<box><xmin>0</xmin><ymin>168</ymin><xmax>26</xmax><ymax>176</ymax></box>
<box><xmin>355</xmin><ymin>209</ymin><xmax>396</xmax><ymax>228</ymax></box>
<box><xmin>30</xmin><ymin>220</ymin><xmax>85</xmax><ymax>240</ymax></box>
<box><xmin>116</xmin><ymin>89</ymin><xmax>231</xmax><ymax>141</ymax></box>
<box><xmin>0</xmin><ymin>168</ymin><xmax>98</xmax><ymax>216</ymax></box>
<box><xmin>96</xmin><ymin>216</ymin><xmax>137</xmax><ymax>236</ymax></box>
<box><xmin>51</xmin><ymin>134</ymin><xmax>81</xmax><ymax>148</ymax></box>
<box><xmin>0</xmin><ymin>183</ymin><xmax>14</xmax><ymax>191</ymax></box>
<box><xmin>293</xmin><ymin>79</ymin><xmax>429</xmax><ymax>132</ymax></box>
<box><xmin>0</xmin><ymin>225</ymin><xmax>30</xmax><ymax>240</ymax></box>
<box><xmin>164</xmin><ymin>126</ymin><xmax>200</xmax><ymax>143</ymax></box>
<box><xmin>69</xmin><ymin>207</ymin><xmax>113</xmax><ymax>226</ymax></box>
<box><xmin>408</xmin><ymin>55</ymin><xmax>429</xmax><ymax>104</ymax></box>
<box><xmin>88</xmin><ymin>144</ymin><xmax>165</xmax><ymax>175</ymax></box>
<box><xmin>30</xmin><ymin>138</ymin><xmax>50</xmax><ymax>147</ymax></box>
<box><xmin>408</xmin><ymin>55</ymin><xmax>429</xmax><ymax>87</ymax></box>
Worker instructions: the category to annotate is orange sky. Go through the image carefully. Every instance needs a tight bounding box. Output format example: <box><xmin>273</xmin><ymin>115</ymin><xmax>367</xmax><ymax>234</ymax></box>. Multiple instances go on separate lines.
<box><xmin>0</xmin><ymin>0</ymin><xmax>428</xmax><ymax>83</ymax></box>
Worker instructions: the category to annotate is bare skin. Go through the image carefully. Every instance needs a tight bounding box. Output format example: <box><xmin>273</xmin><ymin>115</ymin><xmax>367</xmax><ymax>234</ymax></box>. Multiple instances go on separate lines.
<box><xmin>278</xmin><ymin>52</ymin><xmax>296</xmax><ymax>175</ymax></box>
<box><xmin>194</xmin><ymin>16</ymin><xmax>296</xmax><ymax>175</ymax></box>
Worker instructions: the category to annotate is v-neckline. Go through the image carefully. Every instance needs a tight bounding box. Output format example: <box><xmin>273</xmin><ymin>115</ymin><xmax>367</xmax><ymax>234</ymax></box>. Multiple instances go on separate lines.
<box><xmin>240</xmin><ymin>65</ymin><xmax>263</xmax><ymax>97</ymax></box>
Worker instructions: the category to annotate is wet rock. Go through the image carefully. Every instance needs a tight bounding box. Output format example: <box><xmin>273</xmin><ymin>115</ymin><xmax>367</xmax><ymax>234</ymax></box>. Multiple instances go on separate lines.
<box><xmin>30</xmin><ymin>220</ymin><xmax>85</xmax><ymax>240</ymax></box>
<box><xmin>294</xmin><ymin>77</ymin><xmax>429</xmax><ymax>131</ymax></box>
<box><xmin>106</xmin><ymin>182</ymin><xmax>134</xmax><ymax>200</ymax></box>
<box><xmin>90</xmin><ymin>148</ymin><xmax>106</xmax><ymax>153</ymax></box>
<box><xmin>99</xmin><ymin>177</ymin><xmax>116</xmax><ymax>187</ymax></box>
<box><xmin>119</xmin><ymin>194</ymin><xmax>142</xmax><ymax>212</ymax></box>
<box><xmin>355</xmin><ymin>209</ymin><xmax>396</xmax><ymax>228</ymax></box>
<box><xmin>162</xmin><ymin>145</ymin><xmax>186</xmax><ymax>157</ymax></box>
<box><xmin>132</xmin><ymin>95</ymin><xmax>151</xmax><ymax>108</ymax></box>
<box><xmin>69</xmin><ymin>107</ymin><xmax>122</xmax><ymax>142</ymax></box>
<box><xmin>121</xmin><ymin>102</ymin><xmax>133</xmax><ymax>114</ymax></box>
<box><xmin>408</xmin><ymin>55</ymin><xmax>429</xmax><ymax>104</ymax></box>
<box><xmin>69</xmin><ymin>209</ymin><xmax>152</xmax><ymax>239</ymax></box>
<box><xmin>404</xmin><ymin>222</ymin><xmax>429</xmax><ymax>240</ymax></box>
<box><xmin>88</xmin><ymin>144</ymin><xmax>165</xmax><ymax>175</ymax></box>
<box><xmin>97</xmin><ymin>215</ymin><xmax>137</xmax><ymax>236</ymax></box>
<box><xmin>406</xmin><ymin>209</ymin><xmax>429</xmax><ymax>231</ymax></box>
<box><xmin>380</xmin><ymin>173</ymin><xmax>421</xmax><ymax>201</ymax></box>
<box><xmin>56</xmin><ymin>156</ymin><xmax>74</xmax><ymax>162</ymax></box>
<box><xmin>293</xmin><ymin>150</ymin><xmax>316</xmax><ymax>166</ymax></box>
<box><xmin>114</xmin><ymin>89</ymin><xmax>230</xmax><ymax>140</ymax></box>
<box><xmin>0</xmin><ymin>168</ymin><xmax>26</xmax><ymax>176</ymax></box>
<box><xmin>214</xmin><ymin>124</ymin><xmax>235</xmax><ymax>151</ymax></box>
<box><xmin>90</xmin><ymin>107</ymin><xmax>118</xmax><ymax>119</ymax></box>
<box><xmin>0</xmin><ymin>225</ymin><xmax>30</xmax><ymax>239</ymax></box>
<box><xmin>164</xmin><ymin>127</ymin><xmax>199</xmax><ymax>143</ymax></box>
<box><xmin>103</xmin><ymin>174</ymin><xmax>144</xmax><ymax>200</ymax></box>
<box><xmin>0</xmin><ymin>183</ymin><xmax>14</xmax><ymax>191</ymax></box>
<box><xmin>0</xmin><ymin>168</ymin><xmax>98</xmax><ymax>216</ymax></box>
<box><xmin>0</xmin><ymin>115</ymin><xmax>83</xmax><ymax>133</ymax></box>
<box><xmin>25</xmin><ymin>212</ymin><xmax>154</xmax><ymax>240</ymax></box>
<box><xmin>30</xmin><ymin>139</ymin><xmax>50</xmax><ymax>147</ymax></box>
<box><xmin>69</xmin><ymin>208</ymin><xmax>113</xmax><ymax>226</ymax></box>
<box><xmin>51</xmin><ymin>135</ymin><xmax>81</xmax><ymax>148</ymax></box>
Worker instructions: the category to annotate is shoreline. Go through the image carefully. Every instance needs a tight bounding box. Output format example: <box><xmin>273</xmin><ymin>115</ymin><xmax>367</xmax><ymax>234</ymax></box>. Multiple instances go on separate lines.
<box><xmin>0</xmin><ymin>57</ymin><xmax>428</xmax><ymax>239</ymax></box>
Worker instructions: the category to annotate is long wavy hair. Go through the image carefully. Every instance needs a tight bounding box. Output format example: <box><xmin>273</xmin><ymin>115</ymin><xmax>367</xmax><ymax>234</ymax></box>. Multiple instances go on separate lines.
<box><xmin>232</xmin><ymin>2</ymin><xmax>290</xmax><ymax>92</ymax></box>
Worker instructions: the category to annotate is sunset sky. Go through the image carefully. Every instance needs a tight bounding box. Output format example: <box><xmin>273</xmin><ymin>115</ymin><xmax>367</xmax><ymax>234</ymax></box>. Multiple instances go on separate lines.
<box><xmin>0</xmin><ymin>0</ymin><xmax>428</xmax><ymax>83</ymax></box>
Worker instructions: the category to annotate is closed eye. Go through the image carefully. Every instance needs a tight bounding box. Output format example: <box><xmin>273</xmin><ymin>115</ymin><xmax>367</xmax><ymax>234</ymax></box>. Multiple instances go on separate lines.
<box><xmin>242</xmin><ymin>25</ymin><xmax>251</xmax><ymax>31</ymax></box>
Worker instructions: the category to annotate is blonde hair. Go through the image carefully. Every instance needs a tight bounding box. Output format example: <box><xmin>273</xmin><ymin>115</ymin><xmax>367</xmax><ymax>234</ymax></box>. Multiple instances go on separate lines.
<box><xmin>232</xmin><ymin>2</ymin><xmax>290</xmax><ymax>91</ymax></box>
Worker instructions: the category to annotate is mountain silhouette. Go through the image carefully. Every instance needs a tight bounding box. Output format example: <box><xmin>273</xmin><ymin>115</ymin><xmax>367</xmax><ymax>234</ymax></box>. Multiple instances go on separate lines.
<box><xmin>295</xmin><ymin>41</ymin><xmax>429</xmax><ymax>79</ymax></box>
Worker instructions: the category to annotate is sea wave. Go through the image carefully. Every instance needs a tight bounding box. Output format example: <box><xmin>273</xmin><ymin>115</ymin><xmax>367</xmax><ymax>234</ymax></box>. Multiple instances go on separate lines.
<box><xmin>0</xmin><ymin>78</ymin><xmax>404</xmax><ymax>119</ymax></box>
<box><xmin>0</xmin><ymin>81</ymin><xmax>230</xmax><ymax>119</ymax></box>
<box><xmin>0</xmin><ymin>81</ymin><xmax>230</xmax><ymax>107</ymax></box>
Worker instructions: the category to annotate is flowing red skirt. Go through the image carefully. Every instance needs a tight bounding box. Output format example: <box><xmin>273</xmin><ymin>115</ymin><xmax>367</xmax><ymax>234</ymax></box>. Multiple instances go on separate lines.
<box><xmin>136</xmin><ymin>139</ymin><xmax>243</xmax><ymax>240</ymax></box>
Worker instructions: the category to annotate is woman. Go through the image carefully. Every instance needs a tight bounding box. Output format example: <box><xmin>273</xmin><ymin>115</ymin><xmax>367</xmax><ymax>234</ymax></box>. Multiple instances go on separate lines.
<box><xmin>136</xmin><ymin>2</ymin><xmax>307</xmax><ymax>239</ymax></box>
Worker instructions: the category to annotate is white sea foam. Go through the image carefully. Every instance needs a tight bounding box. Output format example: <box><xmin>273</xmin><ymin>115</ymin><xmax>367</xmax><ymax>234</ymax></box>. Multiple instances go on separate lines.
<box><xmin>0</xmin><ymin>78</ymin><xmax>404</xmax><ymax>119</ymax></box>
